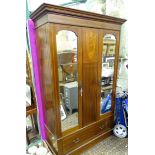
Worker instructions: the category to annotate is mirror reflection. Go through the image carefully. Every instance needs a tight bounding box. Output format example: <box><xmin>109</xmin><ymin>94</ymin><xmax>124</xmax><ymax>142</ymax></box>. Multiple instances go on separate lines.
<box><xmin>56</xmin><ymin>30</ymin><xmax>79</xmax><ymax>132</ymax></box>
<box><xmin>100</xmin><ymin>34</ymin><xmax>116</xmax><ymax>115</ymax></box>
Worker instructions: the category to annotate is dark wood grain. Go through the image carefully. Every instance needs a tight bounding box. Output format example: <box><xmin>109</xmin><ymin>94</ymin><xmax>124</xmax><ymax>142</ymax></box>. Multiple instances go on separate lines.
<box><xmin>35</xmin><ymin>14</ymin><xmax>121</xmax><ymax>31</ymax></box>
<box><xmin>35</xmin><ymin>24</ymin><xmax>58</xmax><ymax>137</ymax></box>
<box><xmin>68</xmin><ymin>129</ymin><xmax>113</xmax><ymax>155</ymax></box>
<box><xmin>82</xmin><ymin>63</ymin><xmax>98</xmax><ymax>126</ymax></box>
<box><xmin>61</xmin><ymin>115</ymin><xmax>113</xmax><ymax>154</ymax></box>
<box><xmin>82</xmin><ymin>28</ymin><xmax>99</xmax><ymax>126</ymax></box>
<box><xmin>30</xmin><ymin>3</ymin><xmax>126</xmax><ymax>25</ymax></box>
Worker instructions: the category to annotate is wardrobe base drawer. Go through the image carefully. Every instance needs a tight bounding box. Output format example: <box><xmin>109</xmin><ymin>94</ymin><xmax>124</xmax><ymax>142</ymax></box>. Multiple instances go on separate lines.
<box><xmin>68</xmin><ymin>129</ymin><xmax>113</xmax><ymax>155</ymax></box>
<box><xmin>62</xmin><ymin>115</ymin><xmax>113</xmax><ymax>154</ymax></box>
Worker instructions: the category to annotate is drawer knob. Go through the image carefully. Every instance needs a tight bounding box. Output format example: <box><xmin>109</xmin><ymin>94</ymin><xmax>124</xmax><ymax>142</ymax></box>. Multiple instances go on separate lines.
<box><xmin>99</xmin><ymin>125</ymin><xmax>105</xmax><ymax>130</ymax></box>
<box><xmin>73</xmin><ymin>138</ymin><xmax>80</xmax><ymax>143</ymax></box>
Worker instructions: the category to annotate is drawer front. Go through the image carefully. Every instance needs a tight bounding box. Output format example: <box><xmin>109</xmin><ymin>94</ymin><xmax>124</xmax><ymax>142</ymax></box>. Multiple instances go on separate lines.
<box><xmin>62</xmin><ymin>116</ymin><xmax>113</xmax><ymax>154</ymax></box>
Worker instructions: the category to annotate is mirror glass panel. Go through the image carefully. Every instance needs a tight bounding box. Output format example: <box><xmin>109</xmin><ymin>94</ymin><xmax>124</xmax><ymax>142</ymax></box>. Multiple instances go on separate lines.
<box><xmin>100</xmin><ymin>34</ymin><xmax>116</xmax><ymax>115</ymax></box>
<box><xmin>56</xmin><ymin>30</ymin><xmax>79</xmax><ymax>132</ymax></box>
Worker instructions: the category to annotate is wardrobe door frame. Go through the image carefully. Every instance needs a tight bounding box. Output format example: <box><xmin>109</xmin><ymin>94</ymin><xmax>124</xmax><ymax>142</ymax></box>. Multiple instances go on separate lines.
<box><xmin>53</xmin><ymin>24</ymin><xmax>83</xmax><ymax>136</ymax></box>
<box><xmin>81</xmin><ymin>27</ymin><xmax>100</xmax><ymax>126</ymax></box>
<box><xmin>97</xmin><ymin>29</ymin><xmax>120</xmax><ymax>120</ymax></box>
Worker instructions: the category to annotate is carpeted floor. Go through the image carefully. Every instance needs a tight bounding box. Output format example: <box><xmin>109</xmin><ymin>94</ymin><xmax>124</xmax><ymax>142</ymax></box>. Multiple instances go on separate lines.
<box><xmin>82</xmin><ymin>135</ymin><xmax>128</xmax><ymax>155</ymax></box>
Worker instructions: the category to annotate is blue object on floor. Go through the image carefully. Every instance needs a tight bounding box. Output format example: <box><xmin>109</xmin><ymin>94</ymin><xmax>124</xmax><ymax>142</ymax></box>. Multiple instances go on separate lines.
<box><xmin>101</xmin><ymin>91</ymin><xmax>128</xmax><ymax>128</ymax></box>
<box><xmin>115</xmin><ymin>91</ymin><xmax>128</xmax><ymax>128</ymax></box>
<box><xmin>123</xmin><ymin>99</ymin><xmax>128</xmax><ymax>113</ymax></box>
<box><xmin>115</xmin><ymin>97</ymin><xmax>126</xmax><ymax>127</ymax></box>
<box><xmin>101</xmin><ymin>93</ymin><xmax>112</xmax><ymax>113</ymax></box>
<box><xmin>113</xmin><ymin>91</ymin><xmax>128</xmax><ymax>138</ymax></box>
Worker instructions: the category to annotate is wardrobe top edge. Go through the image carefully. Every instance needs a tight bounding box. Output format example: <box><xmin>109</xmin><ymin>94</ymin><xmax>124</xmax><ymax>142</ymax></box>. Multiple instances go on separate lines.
<box><xmin>30</xmin><ymin>3</ymin><xmax>126</xmax><ymax>25</ymax></box>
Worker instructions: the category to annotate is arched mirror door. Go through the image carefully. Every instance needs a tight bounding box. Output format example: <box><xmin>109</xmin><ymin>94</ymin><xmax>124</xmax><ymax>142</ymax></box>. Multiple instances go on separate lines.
<box><xmin>100</xmin><ymin>34</ymin><xmax>116</xmax><ymax>116</ymax></box>
<box><xmin>56</xmin><ymin>30</ymin><xmax>80</xmax><ymax>132</ymax></box>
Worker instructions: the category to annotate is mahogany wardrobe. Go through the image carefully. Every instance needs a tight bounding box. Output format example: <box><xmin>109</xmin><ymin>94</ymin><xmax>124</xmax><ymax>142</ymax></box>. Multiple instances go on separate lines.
<box><xmin>30</xmin><ymin>3</ymin><xmax>126</xmax><ymax>155</ymax></box>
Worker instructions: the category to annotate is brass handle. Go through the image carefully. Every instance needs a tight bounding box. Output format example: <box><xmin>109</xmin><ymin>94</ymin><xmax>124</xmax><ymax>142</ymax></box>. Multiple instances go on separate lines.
<box><xmin>73</xmin><ymin>138</ymin><xmax>80</xmax><ymax>143</ymax></box>
<box><xmin>79</xmin><ymin>81</ymin><xmax>83</xmax><ymax>96</ymax></box>
<box><xmin>99</xmin><ymin>125</ymin><xmax>105</xmax><ymax>130</ymax></box>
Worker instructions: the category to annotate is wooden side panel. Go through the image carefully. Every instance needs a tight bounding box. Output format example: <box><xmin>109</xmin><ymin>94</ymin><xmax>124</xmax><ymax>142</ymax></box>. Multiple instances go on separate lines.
<box><xmin>82</xmin><ymin>28</ymin><xmax>99</xmax><ymax>126</ymax></box>
<box><xmin>36</xmin><ymin>24</ymin><xmax>57</xmax><ymax>136</ymax></box>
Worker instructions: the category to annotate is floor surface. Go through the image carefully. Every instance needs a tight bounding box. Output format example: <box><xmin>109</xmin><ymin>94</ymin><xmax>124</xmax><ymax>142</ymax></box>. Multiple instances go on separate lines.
<box><xmin>27</xmin><ymin>134</ymin><xmax>128</xmax><ymax>155</ymax></box>
<box><xmin>82</xmin><ymin>135</ymin><xmax>128</xmax><ymax>155</ymax></box>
